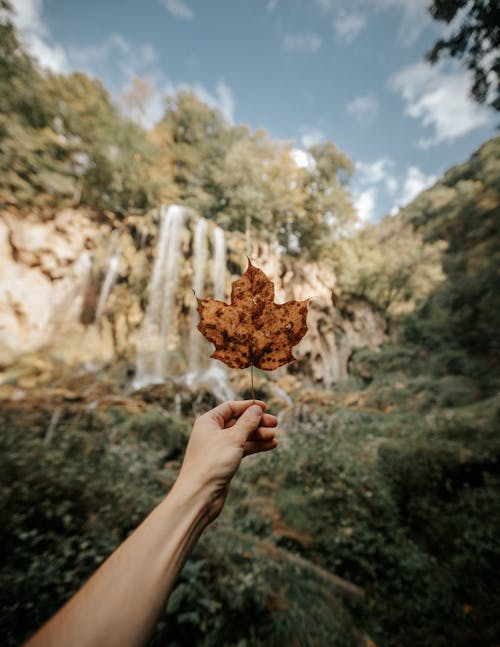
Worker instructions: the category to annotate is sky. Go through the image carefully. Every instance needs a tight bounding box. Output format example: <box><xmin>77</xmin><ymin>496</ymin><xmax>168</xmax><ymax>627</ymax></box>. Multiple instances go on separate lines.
<box><xmin>11</xmin><ymin>0</ymin><xmax>498</xmax><ymax>223</ymax></box>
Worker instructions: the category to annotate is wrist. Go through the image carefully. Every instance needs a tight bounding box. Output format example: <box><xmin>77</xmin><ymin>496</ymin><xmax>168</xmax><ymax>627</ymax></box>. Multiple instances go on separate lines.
<box><xmin>167</xmin><ymin>473</ymin><xmax>213</xmax><ymax>528</ymax></box>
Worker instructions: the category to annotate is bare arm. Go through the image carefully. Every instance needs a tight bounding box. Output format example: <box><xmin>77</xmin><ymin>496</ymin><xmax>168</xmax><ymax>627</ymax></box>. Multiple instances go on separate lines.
<box><xmin>24</xmin><ymin>400</ymin><xmax>278</xmax><ymax>647</ymax></box>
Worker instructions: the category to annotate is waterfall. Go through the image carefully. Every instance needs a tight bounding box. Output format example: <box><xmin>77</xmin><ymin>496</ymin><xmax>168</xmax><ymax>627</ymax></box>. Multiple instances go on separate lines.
<box><xmin>184</xmin><ymin>221</ymin><xmax>234</xmax><ymax>400</ymax></box>
<box><xmin>188</xmin><ymin>218</ymin><xmax>208</xmax><ymax>374</ymax></box>
<box><xmin>95</xmin><ymin>231</ymin><xmax>121</xmax><ymax>325</ymax></box>
<box><xmin>213</xmin><ymin>226</ymin><xmax>226</xmax><ymax>300</ymax></box>
<box><xmin>133</xmin><ymin>206</ymin><xmax>234</xmax><ymax>400</ymax></box>
<box><xmin>157</xmin><ymin>206</ymin><xmax>185</xmax><ymax>376</ymax></box>
<box><xmin>133</xmin><ymin>205</ymin><xmax>184</xmax><ymax>388</ymax></box>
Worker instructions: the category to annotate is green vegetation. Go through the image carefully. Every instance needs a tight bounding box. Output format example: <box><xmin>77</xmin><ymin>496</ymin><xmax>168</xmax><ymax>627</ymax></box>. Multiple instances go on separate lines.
<box><xmin>0</xmin><ymin>2</ymin><xmax>353</xmax><ymax>258</ymax></box>
<box><xmin>2</xmin><ymin>348</ymin><xmax>499</xmax><ymax>646</ymax></box>
<box><xmin>427</xmin><ymin>0</ymin><xmax>500</xmax><ymax>112</ymax></box>
<box><xmin>402</xmin><ymin>136</ymin><xmax>500</xmax><ymax>362</ymax></box>
<box><xmin>332</xmin><ymin>214</ymin><xmax>446</xmax><ymax>315</ymax></box>
<box><xmin>1</xmin><ymin>3</ymin><xmax>500</xmax><ymax>645</ymax></box>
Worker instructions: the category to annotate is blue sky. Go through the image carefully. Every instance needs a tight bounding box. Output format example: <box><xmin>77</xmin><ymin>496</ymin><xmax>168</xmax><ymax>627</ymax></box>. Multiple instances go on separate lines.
<box><xmin>12</xmin><ymin>0</ymin><xmax>497</xmax><ymax>222</ymax></box>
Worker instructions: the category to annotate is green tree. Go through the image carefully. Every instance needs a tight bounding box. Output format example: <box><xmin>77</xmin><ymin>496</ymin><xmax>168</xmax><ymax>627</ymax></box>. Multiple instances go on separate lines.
<box><xmin>427</xmin><ymin>0</ymin><xmax>500</xmax><ymax>112</ymax></box>
<box><xmin>43</xmin><ymin>72</ymin><xmax>166</xmax><ymax>213</ymax></box>
<box><xmin>333</xmin><ymin>215</ymin><xmax>446</xmax><ymax>315</ymax></box>
<box><xmin>300</xmin><ymin>142</ymin><xmax>356</xmax><ymax>258</ymax></box>
<box><xmin>0</xmin><ymin>1</ymin><xmax>50</xmax><ymax>128</ymax></box>
<box><xmin>215</xmin><ymin>129</ymin><xmax>305</xmax><ymax>250</ymax></box>
<box><xmin>403</xmin><ymin>136</ymin><xmax>500</xmax><ymax>357</ymax></box>
<box><xmin>0</xmin><ymin>0</ymin><xmax>75</xmax><ymax>207</ymax></box>
<box><xmin>156</xmin><ymin>90</ymin><xmax>236</xmax><ymax>216</ymax></box>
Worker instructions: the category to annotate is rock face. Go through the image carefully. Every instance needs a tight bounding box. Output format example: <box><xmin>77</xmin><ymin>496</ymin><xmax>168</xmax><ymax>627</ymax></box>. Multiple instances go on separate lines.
<box><xmin>0</xmin><ymin>206</ymin><xmax>386</xmax><ymax>387</ymax></box>
<box><xmin>255</xmin><ymin>251</ymin><xmax>386</xmax><ymax>384</ymax></box>
<box><xmin>0</xmin><ymin>209</ymin><xmax>95</xmax><ymax>366</ymax></box>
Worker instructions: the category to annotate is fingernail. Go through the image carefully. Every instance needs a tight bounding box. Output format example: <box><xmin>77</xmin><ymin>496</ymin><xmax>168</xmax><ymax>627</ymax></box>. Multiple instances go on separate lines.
<box><xmin>248</xmin><ymin>404</ymin><xmax>262</xmax><ymax>417</ymax></box>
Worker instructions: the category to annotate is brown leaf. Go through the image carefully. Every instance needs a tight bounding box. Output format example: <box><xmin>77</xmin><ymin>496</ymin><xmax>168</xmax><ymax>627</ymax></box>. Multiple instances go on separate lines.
<box><xmin>196</xmin><ymin>259</ymin><xmax>309</xmax><ymax>370</ymax></box>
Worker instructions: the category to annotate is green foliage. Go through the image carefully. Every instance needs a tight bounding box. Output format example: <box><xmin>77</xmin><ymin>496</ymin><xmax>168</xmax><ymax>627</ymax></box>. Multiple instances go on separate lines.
<box><xmin>333</xmin><ymin>214</ymin><xmax>445</xmax><ymax>314</ymax></box>
<box><xmin>402</xmin><ymin>136</ymin><xmax>500</xmax><ymax>361</ymax></box>
<box><xmin>156</xmin><ymin>91</ymin><xmax>355</xmax><ymax>258</ymax></box>
<box><xmin>2</xmin><ymin>350</ymin><xmax>500</xmax><ymax>647</ymax></box>
<box><xmin>1</xmin><ymin>11</ymin><xmax>356</xmax><ymax>257</ymax></box>
<box><xmin>0</xmin><ymin>6</ymin><xmax>170</xmax><ymax>214</ymax></box>
<box><xmin>267</xmin><ymin>391</ymin><xmax>500</xmax><ymax>647</ymax></box>
<box><xmin>0</xmin><ymin>404</ymin><xmax>189</xmax><ymax>645</ymax></box>
<box><xmin>427</xmin><ymin>0</ymin><xmax>500</xmax><ymax>112</ymax></box>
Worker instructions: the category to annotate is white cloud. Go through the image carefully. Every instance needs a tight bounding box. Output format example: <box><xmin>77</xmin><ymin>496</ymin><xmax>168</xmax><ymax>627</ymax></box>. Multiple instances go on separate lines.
<box><xmin>10</xmin><ymin>0</ymin><xmax>235</xmax><ymax>132</ymax></box>
<box><xmin>69</xmin><ymin>34</ymin><xmax>157</xmax><ymax>76</ymax></box>
<box><xmin>390</xmin><ymin>60</ymin><xmax>494</xmax><ymax>147</ymax></box>
<box><xmin>356</xmin><ymin>157</ymin><xmax>397</xmax><ymax>195</ymax></box>
<box><xmin>120</xmin><ymin>77</ymin><xmax>235</xmax><ymax>129</ymax></box>
<box><xmin>346</xmin><ymin>94</ymin><xmax>379</xmax><ymax>124</ymax></box>
<box><xmin>187</xmin><ymin>80</ymin><xmax>235</xmax><ymax>122</ymax></box>
<box><xmin>299</xmin><ymin>128</ymin><xmax>325</xmax><ymax>148</ymax></box>
<box><xmin>160</xmin><ymin>0</ymin><xmax>194</xmax><ymax>20</ymax></box>
<box><xmin>372</xmin><ymin>0</ymin><xmax>432</xmax><ymax>45</ymax></box>
<box><xmin>333</xmin><ymin>11</ymin><xmax>366</xmax><ymax>44</ymax></box>
<box><xmin>11</xmin><ymin>0</ymin><xmax>44</xmax><ymax>32</ymax></box>
<box><xmin>354</xmin><ymin>188</ymin><xmax>377</xmax><ymax>223</ymax></box>
<box><xmin>12</xmin><ymin>0</ymin><xmax>68</xmax><ymax>72</ymax></box>
<box><xmin>267</xmin><ymin>0</ymin><xmax>279</xmax><ymax>12</ymax></box>
<box><xmin>354</xmin><ymin>158</ymin><xmax>437</xmax><ymax>216</ymax></box>
<box><xmin>314</xmin><ymin>0</ymin><xmax>335</xmax><ymax>12</ymax></box>
<box><xmin>352</xmin><ymin>156</ymin><xmax>400</xmax><ymax>220</ymax></box>
<box><xmin>290</xmin><ymin>148</ymin><xmax>315</xmax><ymax>170</ymax></box>
<box><xmin>282</xmin><ymin>33</ymin><xmax>322</xmax><ymax>53</ymax></box>
<box><xmin>399</xmin><ymin>166</ymin><xmax>436</xmax><ymax>206</ymax></box>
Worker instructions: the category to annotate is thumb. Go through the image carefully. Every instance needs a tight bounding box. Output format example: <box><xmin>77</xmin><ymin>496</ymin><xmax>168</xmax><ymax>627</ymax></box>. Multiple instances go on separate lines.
<box><xmin>233</xmin><ymin>404</ymin><xmax>263</xmax><ymax>441</ymax></box>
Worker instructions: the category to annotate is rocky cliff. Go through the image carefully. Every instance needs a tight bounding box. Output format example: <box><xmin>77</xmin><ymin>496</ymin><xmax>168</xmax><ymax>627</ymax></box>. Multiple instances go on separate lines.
<box><xmin>0</xmin><ymin>205</ymin><xmax>386</xmax><ymax>394</ymax></box>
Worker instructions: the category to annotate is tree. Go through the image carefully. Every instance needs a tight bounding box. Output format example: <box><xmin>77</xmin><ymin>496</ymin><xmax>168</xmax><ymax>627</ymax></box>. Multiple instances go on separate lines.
<box><xmin>427</xmin><ymin>0</ymin><xmax>500</xmax><ymax>112</ymax></box>
<box><xmin>43</xmin><ymin>72</ymin><xmax>167</xmax><ymax>213</ymax></box>
<box><xmin>0</xmin><ymin>1</ymin><xmax>76</xmax><ymax>207</ymax></box>
<box><xmin>333</xmin><ymin>215</ymin><xmax>446</xmax><ymax>315</ymax></box>
<box><xmin>156</xmin><ymin>90</ymin><xmax>236</xmax><ymax>217</ymax></box>
<box><xmin>300</xmin><ymin>142</ymin><xmax>356</xmax><ymax>258</ymax></box>
<box><xmin>215</xmin><ymin>129</ymin><xmax>305</xmax><ymax>250</ymax></box>
<box><xmin>403</xmin><ymin>136</ymin><xmax>500</xmax><ymax>356</ymax></box>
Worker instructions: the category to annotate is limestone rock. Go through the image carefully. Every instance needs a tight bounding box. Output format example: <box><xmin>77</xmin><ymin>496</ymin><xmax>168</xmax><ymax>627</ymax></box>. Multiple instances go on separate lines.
<box><xmin>0</xmin><ymin>206</ymin><xmax>387</xmax><ymax>390</ymax></box>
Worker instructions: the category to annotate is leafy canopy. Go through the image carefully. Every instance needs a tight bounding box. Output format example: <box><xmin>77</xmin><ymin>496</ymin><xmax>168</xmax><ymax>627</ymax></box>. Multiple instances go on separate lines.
<box><xmin>427</xmin><ymin>0</ymin><xmax>500</xmax><ymax>112</ymax></box>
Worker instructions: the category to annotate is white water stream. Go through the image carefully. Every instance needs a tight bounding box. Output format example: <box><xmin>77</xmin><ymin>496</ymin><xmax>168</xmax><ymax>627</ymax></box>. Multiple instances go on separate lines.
<box><xmin>133</xmin><ymin>205</ymin><xmax>234</xmax><ymax>400</ymax></box>
<box><xmin>213</xmin><ymin>226</ymin><xmax>226</xmax><ymax>301</ymax></box>
<box><xmin>133</xmin><ymin>205</ymin><xmax>184</xmax><ymax>388</ymax></box>
<box><xmin>188</xmin><ymin>218</ymin><xmax>208</xmax><ymax>374</ymax></box>
<box><xmin>95</xmin><ymin>231</ymin><xmax>121</xmax><ymax>325</ymax></box>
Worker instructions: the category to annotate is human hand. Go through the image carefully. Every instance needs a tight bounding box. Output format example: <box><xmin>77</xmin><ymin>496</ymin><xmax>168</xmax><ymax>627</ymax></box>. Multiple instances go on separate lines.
<box><xmin>173</xmin><ymin>400</ymin><xmax>278</xmax><ymax>524</ymax></box>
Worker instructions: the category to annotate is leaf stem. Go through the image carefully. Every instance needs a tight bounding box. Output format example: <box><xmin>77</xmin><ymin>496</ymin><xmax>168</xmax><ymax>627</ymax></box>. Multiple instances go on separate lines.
<box><xmin>251</xmin><ymin>364</ymin><xmax>255</xmax><ymax>403</ymax></box>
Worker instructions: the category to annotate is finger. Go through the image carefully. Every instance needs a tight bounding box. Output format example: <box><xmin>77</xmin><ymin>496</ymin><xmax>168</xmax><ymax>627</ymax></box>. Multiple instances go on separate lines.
<box><xmin>224</xmin><ymin>412</ymin><xmax>277</xmax><ymax>430</ymax></box>
<box><xmin>205</xmin><ymin>400</ymin><xmax>266</xmax><ymax>426</ymax></box>
<box><xmin>243</xmin><ymin>438</ymin><xmax>278</xmax><ymax>457</ymax></box>
<box><xmin>232</xmin><ymin>404</ymin><xmax>264</xmax><ymax>441</ymax></box>
<box><xmin>261</xmin><ymin>413</ymin><xmax>278</xmax><ymax>428</ymax></box>
<box><xmin>247</xmin><ymin>426</ymin><xmax>276</xmax><ymax>441</ymax></box>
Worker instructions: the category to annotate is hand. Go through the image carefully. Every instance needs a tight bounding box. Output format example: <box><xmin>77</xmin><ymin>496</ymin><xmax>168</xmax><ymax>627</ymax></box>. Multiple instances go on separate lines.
<box><xmin>173</xmin><ymin>400</ymin><xmax>278</xmax><ymax>523</ymax></box>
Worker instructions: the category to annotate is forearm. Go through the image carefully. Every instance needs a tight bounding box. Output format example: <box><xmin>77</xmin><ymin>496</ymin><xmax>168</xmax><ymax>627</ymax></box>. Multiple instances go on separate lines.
<box><xmin>25</xmin><ymin>481</ymin><xmax>210</xmax><ymax>647</ymax></box>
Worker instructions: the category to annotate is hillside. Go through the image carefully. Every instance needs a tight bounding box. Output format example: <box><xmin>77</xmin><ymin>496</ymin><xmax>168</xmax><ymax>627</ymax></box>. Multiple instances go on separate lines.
<box><xmin>2</xmin><ymin>136</ymin><xmax>499</xmax><ymax>646</ymax></box>
<box><xmin>1</xmin><ymin>6</ymin><xmax>500</xmax><ymax>645</ymax></box>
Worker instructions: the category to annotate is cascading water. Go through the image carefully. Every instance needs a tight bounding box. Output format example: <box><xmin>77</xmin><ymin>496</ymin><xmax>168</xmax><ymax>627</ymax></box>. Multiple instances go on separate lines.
<box><xmin>184</xmin><ymin>220</ymin><xmax>233</xmax><ymax>400</ymax></box>
<box><xmin>157</xmin><ymin>207</ymin><xmax>185</xmax><ymax>376</ymax></box>
<box><xmin>133</xmin><ymin>205</ymin><xmax>184</xmax><ymax>388</ymax></box>
<box><xmin>213</xmin><ymin>226</ymin><xmax>226</xmax><ymax>300</ymax></box>
<box><xmin>188</xmin><ymin>218</ymin><xmax>208</xmax><ymax>374</ymax></box>
<box><xmin>133</xmin><ymin>206</ymin><xmax>234</xmax><ymax>400</ymax></box>
<box><xmin>197</xmin><ymin>224</ymin><xmax>234</xmax><ymax>401</ymax></box>
<box><xmin>94</xmin><ymin>231</ymin><xmax>121</xmax><ymax>325</ymax></box>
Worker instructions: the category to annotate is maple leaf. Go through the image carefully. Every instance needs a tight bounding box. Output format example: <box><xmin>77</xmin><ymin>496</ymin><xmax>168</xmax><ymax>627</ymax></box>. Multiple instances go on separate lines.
<box><xmin>196</xmin><ymin>259</ymin><xmax>309</xmax><ymax>370</ymax></box>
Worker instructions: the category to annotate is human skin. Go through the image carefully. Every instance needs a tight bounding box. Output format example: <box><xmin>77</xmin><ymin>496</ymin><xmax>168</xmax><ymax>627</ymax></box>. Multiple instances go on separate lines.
<box><xmin>24</xmin><ymin>400</ymin><xmax>278</xmax><ymax>647</ymax></box>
